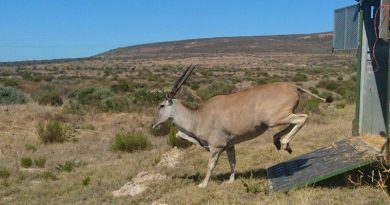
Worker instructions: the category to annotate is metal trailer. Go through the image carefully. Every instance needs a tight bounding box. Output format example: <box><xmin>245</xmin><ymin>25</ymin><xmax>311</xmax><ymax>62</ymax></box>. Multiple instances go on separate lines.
<box><xmin>267</xmin><ymin>0</ymin><xmax>390</xmax><ymax>192</ymax></box>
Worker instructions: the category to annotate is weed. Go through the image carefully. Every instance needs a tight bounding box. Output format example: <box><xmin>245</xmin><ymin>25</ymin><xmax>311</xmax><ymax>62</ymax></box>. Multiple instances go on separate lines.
<box><xmin>21</xmin><ymin>157</ymin><xmax>33</xmax><ymax>168</ymax></box>
<box><xmin>56</xmin><ymin>161</ymin><xmax>78</xmax><ymax>172</ymax></box>
<box><xmin>240</xmin><ymin>172</ymin><xmax>265</xmax><ymax>194</ymax></box>
<box><xmin>25</xmin><ymin>144</ymin><xmax>37</xmax><ymax>152</ymax></box>
<box><xmin>37</xmin><ymin>120</ymin><xmax>67</xmax><ymax>144</ymax></box>
<box><xmin>82</xmin><ymin>176</ymin><xmax>91</xmax><ymax>186</ymax></box>
<box><xmin>80</xmin><ymin>123</ymin><xmax>95</xmax><ymax>130</ymax></box>
<box><xmin>111</xmin><ymin>131</ymin><xmax>152</xmax><ymax>152</ymax></box>
<box><xmin>41</xmin><ymin>171</ymin><xmax>57</xmax><ymax>181</ymax></box>
<box><xmin>0</xmin><ymin>168</ymin><xmax>11</xmax><ymax>179</ymax></box>
<box><xmin>34</xmin><ymin>157</ymin><xmax>46</xmax><ymax>168</ymax></box>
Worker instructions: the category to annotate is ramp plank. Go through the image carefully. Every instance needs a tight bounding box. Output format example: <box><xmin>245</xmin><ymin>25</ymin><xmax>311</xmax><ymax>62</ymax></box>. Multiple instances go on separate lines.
<box><xmin>267</xmin><ymin>139</ymin><xmax>381</xmax><ymax>192</ymax></box>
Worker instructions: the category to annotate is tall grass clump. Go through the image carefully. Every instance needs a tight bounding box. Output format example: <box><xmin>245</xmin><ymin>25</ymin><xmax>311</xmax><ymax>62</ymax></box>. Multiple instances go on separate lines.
<box><xmin>111</xmin><ymin>131</ymin><xmax>152</xmax><ymax>152</ymax></box>
<box><xmin>197</xmin><ymin>81</ymin><xmax>234</xmax><ymax>100</ymax></box>
<box><xmin>0</xmin><ymin>86</ymin><xmax>28</xmax><ymax>105</ymax></box>
<box><xmin>167</xmin><ymin>125</ymin><xmax>192</xmax><ymax>148</ymax></box>
<box><xmin>32</xmin><ymin>86</ymin><xmax>63</xmax><ymax>106</ymax></box>
<box><xmin>37</xmin><ymin>120</ymin><xmax>67</xmax><ymax>144</ymax></box>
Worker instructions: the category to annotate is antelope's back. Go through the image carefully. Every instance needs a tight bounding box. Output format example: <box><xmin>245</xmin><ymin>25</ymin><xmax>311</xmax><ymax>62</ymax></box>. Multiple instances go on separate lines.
<box><xmin>199</xmin><ymin>82</ymin><xmax>300</xmax><ymax>131</ymax></box>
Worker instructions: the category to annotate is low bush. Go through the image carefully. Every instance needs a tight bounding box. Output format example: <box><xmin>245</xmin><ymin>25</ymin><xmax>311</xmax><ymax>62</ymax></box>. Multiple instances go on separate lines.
<box><xmin>56</xmin><ymin>161</ymin><xmax>80</xmax><ymax>172</ymax></box>
<box><xmin>34</xmin><ymin>157</ymin><xmax>46</xmax><ymax>168</ymax></box>
<box><xmin>197</xmin><ymin>81</ymin><xmax>234</xmax><ymax>100</ymax></box>
<box><xmin>111</xmin><ymin>131</ymin><xmax>152</xmax><ymax>152</ymax></box>
<box><xmin>25</xmin><ymin>144</ymin><xmax>37</xmax><ymax>152</ymax></box>
<box><xmin>297</xmin><ymin>97</ymin><xmax>321</xmax><ymax>114</ymax></box>
<box><xmin>82</xmin><ymin>176</ymin><xmax>91</xmax><ymax>186</ymax></box>
<box><xmin>292</xmin><ymin>72</ymin><xmax>308</xmax><ymax>82</ymax></box>
<box><xmin>36</xmin><ymin>120</ymin><xmax>67</xmax><ymax>144</ymax></box>
<box><xmin>21</xmin><ymin>157</ymin><xmax>32</xmax><ymax>168</ymax></box>
<box><xmin>132</xmin><ymin>89</ymin><xmax>165</xmax><ymax>105</ymax></box>
<box><xmin>0</xmin><ymin>168</ymin><xmax>11</xmax><ymax>179</ymax></box>
<box><xmin>0</xmin><ymin>78</ymin><xmax>18</xmax><ymax>86</ymax></box>
<box><xmin>167</xmin><ymin>125</ymin><xmax>192</xmax><ymax>148</ymax></box>
<box><xmin>41</xmin><ymin>171</ymin><xmax>57</xmax><ymax>180</ymax></box>
<box><xmin>101</xmin><ymin>96</ymin><xmax>133</xmax><ymax>112</ymax></box>
<box><xmin>72</xmin><ymin>87</ymin><xmax>114</xmax><ymax>106</ymax></box>
<box><xmin>32</xmin><ymin>86</ymin><xmax>63</xmax><ymax>106</ymax></box>
<box><xmin>0</xmin><ymin>86</ymin><xmax>28</xmax><ymax>105</ymax></box>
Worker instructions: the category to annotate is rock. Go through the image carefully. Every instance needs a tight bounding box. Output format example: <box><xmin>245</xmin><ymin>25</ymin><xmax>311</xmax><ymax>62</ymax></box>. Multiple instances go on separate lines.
<box><xmin>157</xmin><ymin>147</ymin><xmax>183</xmax><ymax>168</ymax></box>
<box><xmin>112</xmin><ymin>171</ymin><xmax>166</xmax><ymax>197</ymax></box>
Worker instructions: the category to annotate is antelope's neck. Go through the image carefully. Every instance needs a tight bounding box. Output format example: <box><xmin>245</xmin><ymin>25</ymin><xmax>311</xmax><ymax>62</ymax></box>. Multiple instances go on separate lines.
<box><xmin>172</xmin><ymin>101</ymin><xmax>198</xmax><ymax>135</ymax></box>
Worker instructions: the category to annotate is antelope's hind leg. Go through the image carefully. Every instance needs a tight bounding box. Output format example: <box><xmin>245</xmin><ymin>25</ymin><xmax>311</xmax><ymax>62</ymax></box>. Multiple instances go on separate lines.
<box><xmin>273</xmin><ymin>124</ymin><xmax>294</xmax><ymax>150</ymax></box>
<box><xmin>226</xmin><ymin>146</ymin><xmax>236</xmax><ymax>183</ymax></box>
<box><xmin>198</xmin><ymin>147</ymin><xmax>223</xmax><ymax>188</ymax></box>
<box><xmin>280</xmin><ymin>113</ymin><xmax>308</xmax><ymax>153</ymax></box>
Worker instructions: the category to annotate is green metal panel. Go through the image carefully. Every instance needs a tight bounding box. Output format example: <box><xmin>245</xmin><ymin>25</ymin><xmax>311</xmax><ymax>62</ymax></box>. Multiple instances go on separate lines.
<box><xmin>353</xmin><ymin>3</ymin><xmax>364</xmax><ymax>136</ymax></box>
<box><xmin>357</xmin><ymin>0</ymin><xmax>388</xmax><ymax>135</ymax></box>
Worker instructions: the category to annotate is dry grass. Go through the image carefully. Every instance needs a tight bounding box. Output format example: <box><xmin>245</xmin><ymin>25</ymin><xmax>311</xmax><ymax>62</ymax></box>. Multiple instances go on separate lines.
<box><xmin>0</xmin><ymin>48</ymin><xmax>387</xmax><ymax>204</ymax></box>
<box><xmin>0</xmin><ymin>102</ymin><xmax>389</xmax><ymax>205</ymax></box>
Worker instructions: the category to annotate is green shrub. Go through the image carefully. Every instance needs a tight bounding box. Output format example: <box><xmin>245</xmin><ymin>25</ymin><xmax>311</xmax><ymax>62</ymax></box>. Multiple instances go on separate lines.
<box><xmin>82</xmin><ymin>176</ymin><xmax>91</xmax><ymax>186</ymax></box>
<box><xmin>32</xmin><ymin>86</ymin><xmax>63</xmax><ymax>106</ymax></box>
<box><xmin>72</xmin><ymin>87</ymin><xmax>114</xmax><ymax>106</ymax></box>
<box><xmin>167</xmin><ymin>125</ymin><xmax>192</xmax><ymax>148</ymax></box>
<box><xmin>132</xmin><ymin>89</ymin><xmax>165</xmax><ymax>105</ymax></box>
<box><xmin>37</xmin><ymin>120</ymin><xmax>67</xmax><ymax>144</ymax></box>
<box><xmin>41</xmin><ymin>171</ymin><xmax>57</xmax><ymax>180</ymax></box>
<box><xmin>308</xmin><ymin>87</ymin><xmax>319</xmax><ymax>94</ymax></box>
<box><xmin>190</xmin><ymin>82</ymin><xmax>200</xmax><ymax>90</ymax></box>
<box><xmin>63</xmin><ymin>101</ymin><xmax>85</xmax><ymax>115</ymax></box>
<box><xmin>292</xmin><ymin>72</ymin><xmax>308</xmax><ymax>82</ymax></box>
<box><xmin>56</xmin><ymin>161</ymin><xmax>79</xmax><ymax>172</ymax></box>
<box><xmin>297</xmin><ymin>97</ymin><xmax>321</xmax><ymax>114</ymax></box>
<box><xmin>101</xmin><ymin>96</ymin><xmax>133</xmax><ymax>112</ymax></box>
<box><xmin>0</xmin><ymin>86</ymin><xmax>28</xmax><ymax>105</ymax></box>
<box><xmin>25</xmin><ymin>144</ymin><xmax>37</xmax><ymax>152</ymax></box>
<box><xmin>111</xmin><ymin>132</ymin><xmax>152</xmax><ymax>152</ymax></box>
<box><xmin>34</xmin><ymin>157</ymin><xmax>46</xmax><ymax>168</ymax></box>
<box><xmin>317</xmin><ymin>79</ymin><xmax>338</xmax><ymax>91</ymax></box>
<box><xmin>0</xmin><ymin>78</ymin><xmax>18</xmax><ymax>86</ymax></box>
<box><xmin>0</xmin><ymin>168</ymin><xmax>11</xmax><ymax>179</ymax></box>
<box><xmin>21</xmin><ymin>157</ymin><xmax>32</xmax><ymax>168</ymax></box>
<box><xmin>111</xmin><ymin>82</ymin><xmax>132</xmax><ymax>93</ymax></box>
<box><xmin>197</xmin><ymin>81</ymin><xmax>234</xmax><ymax>100</ymax></box>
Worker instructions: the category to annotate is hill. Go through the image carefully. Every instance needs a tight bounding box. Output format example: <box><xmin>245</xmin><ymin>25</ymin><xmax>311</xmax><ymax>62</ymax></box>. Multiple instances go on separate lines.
<box><xmin>98</xmin><ymin>32</ymin><xmax>334</xmax><ymax>59</ymax></box>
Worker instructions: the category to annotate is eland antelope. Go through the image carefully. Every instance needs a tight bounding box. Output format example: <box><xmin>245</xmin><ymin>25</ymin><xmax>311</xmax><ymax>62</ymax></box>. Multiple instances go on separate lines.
<box><xmin>152</xmin><ymin>65</ymin><xmax>332</xmax><ymax>188</ymax></box>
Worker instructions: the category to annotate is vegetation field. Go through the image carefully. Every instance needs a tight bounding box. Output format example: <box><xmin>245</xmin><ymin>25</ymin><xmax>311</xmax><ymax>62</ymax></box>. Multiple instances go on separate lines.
<box><xmin>0</xmin><ymin>33</ymin><xmax>388</xmax><ymax>205</ymax></box>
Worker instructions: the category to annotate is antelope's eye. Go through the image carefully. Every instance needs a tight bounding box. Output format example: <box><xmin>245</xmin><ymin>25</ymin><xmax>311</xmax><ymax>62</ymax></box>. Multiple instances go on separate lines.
<box><xmin>159</xmin><ymin>104</ymin><xmax>165</xmax><ymax>108</ymax></box>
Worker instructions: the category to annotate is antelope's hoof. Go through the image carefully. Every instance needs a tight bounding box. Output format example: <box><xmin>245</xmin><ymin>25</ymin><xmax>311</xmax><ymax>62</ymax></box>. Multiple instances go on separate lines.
<box><xmin>274</xmin><ymin>138</ymin><xmax>281</xmax><ymax>150</ymax></box>
<box><xmin>285</xmin><ymin>146</ymin><xmax>292</xmax><ymax>154</ymax></box>
<box><xmin>198</xmin><ymin>182</ymin><xmax>207</xmax><ymax>188</ymax></box>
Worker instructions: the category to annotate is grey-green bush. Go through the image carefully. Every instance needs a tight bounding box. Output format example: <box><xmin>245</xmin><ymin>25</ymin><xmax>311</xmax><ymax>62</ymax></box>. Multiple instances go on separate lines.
<box><xmin>0</xmin><ymin>86</ymin><xmax>28</xmax><ymax>105</ymax></box>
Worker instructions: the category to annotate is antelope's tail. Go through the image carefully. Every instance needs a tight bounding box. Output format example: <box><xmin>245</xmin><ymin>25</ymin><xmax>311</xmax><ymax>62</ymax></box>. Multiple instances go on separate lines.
<box><xmin>297</xmin><ymin>87</ymin><xmax>333</xmax><ymax>103</ymax></box>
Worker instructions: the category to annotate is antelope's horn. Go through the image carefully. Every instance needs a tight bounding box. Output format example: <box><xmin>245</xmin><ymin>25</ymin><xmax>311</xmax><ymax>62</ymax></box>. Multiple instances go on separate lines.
<box><xmin>167</xmin><ymin>65</ymin><xmax>195</xmax><ymax>100</ymax></box>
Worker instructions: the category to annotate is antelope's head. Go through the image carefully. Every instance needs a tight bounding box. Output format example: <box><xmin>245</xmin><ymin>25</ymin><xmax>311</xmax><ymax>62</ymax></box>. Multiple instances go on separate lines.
<box><xmin>152</xmin><ymin>65</ymin><xmax>195</xmax><ymax>129</ymax></box>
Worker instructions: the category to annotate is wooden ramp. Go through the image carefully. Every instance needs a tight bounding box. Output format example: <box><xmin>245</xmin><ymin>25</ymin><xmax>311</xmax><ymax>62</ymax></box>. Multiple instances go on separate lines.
<box><xmin>266</xmin><ymin>136</ymin><xmax>386</xmax><ymax>192</ymax></box>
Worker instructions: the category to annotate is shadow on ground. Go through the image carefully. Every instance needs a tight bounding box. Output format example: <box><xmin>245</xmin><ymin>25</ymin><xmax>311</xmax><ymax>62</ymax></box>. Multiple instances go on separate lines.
<box><xmin>174</xmin><ymin>168</ymin><xmax>267</xmax><ymax>183</ymax></box>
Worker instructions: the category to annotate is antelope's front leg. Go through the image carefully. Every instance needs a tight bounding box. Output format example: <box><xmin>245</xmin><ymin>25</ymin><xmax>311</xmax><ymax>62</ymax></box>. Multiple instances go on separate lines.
<box><xmin>226</xmin><ymin>146</ymin><xmax>236</xmax><ymax>183</ymax></box>
<box><xmin>198</xmin><ymin>147</ymin><xmax>223</xmax><ymax>188</ymax></box>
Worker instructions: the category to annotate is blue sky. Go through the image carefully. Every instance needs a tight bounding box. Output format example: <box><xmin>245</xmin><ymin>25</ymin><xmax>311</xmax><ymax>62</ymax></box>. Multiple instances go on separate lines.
<box><xmin>0</xmin><ymin>0</ymin><xmax>354</xmax><ymax>62</ymax></box>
